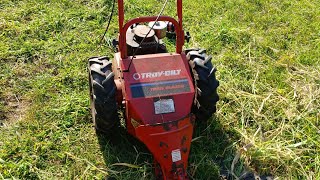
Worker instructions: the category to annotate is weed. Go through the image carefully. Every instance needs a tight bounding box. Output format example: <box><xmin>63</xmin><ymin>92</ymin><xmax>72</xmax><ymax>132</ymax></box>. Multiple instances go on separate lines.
<box><xmin>0</xmin><ymin>0</ymin><xmax>319</xmax><ymax>179</ymax></box>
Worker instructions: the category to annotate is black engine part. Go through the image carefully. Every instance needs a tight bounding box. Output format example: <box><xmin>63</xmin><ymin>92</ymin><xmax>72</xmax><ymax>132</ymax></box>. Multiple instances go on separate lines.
<box><xmin>126</xmin><ymin>25</ymin><xmax>167</xmax><ymax>56</ymax></box>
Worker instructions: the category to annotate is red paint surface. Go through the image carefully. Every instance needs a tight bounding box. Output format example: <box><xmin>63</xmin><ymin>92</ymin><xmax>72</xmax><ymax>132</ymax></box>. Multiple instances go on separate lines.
<box><xmin>120</xmin><ymin>53</ymin><xmax>194</xmax><ymax>125</ymax></box>
<box><xmin>114</xmin><ymin>1</ymin><xmax>193</xmax><ymax>179</ymax></box>
<box><xmin>114</xmin><ymin>52</ymin><xmax>194</xmax><ymax>179</ymax></box>
<box><xmin>136</xmin><ymin>116</ymin><xmax>193</xmax><ymax>180</ymax></box>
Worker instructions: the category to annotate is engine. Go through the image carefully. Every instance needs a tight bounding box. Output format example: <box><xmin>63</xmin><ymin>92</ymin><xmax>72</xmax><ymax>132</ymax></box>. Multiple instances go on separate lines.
<box><xmin>126</xmin><ymin>23</ymin><xmax>168</xmax><ymax>56</ymax></box>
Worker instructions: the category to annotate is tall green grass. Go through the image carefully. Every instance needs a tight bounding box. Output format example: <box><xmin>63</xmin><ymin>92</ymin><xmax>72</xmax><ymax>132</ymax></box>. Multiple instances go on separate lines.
<box><xmin>0</xmin><ymin>0</ymin><xmax>319</xmax><ymax>179</ymax></box>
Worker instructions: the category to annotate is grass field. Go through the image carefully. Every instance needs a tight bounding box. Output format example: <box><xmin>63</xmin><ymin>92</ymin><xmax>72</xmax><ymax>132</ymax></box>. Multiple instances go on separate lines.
<box><xmin>0</xmin><ymin>0</ymin><xmax>319</xmax><ymax>179</ymax></box>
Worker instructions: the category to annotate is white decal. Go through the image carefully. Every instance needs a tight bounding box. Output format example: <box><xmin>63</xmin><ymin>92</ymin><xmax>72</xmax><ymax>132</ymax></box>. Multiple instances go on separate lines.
<box><xmin>133</xmin><ymin>69</ymin><xmax>181</xmax><ymax>80</ymax></box>
<box><xmin>171</xmin><ymin>149</ymin><xmax>182</xmax><ymax>162</ymax></box>
<box><xmin>154</xmin><ymin>99</ymin><xmax>175</xmax><ymax>114</ymax></box>
<box><xmin>133</xmin><ymin>73</ymin><xmax>141</xmax><ymax>80</ymax></box>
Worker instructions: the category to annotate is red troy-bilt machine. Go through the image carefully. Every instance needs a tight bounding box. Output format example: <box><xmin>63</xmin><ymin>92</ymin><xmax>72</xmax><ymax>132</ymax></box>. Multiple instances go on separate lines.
<box><xmin>88</xmin><ymin>0</ymin><xmax>219</xmax><ymax>179</ymax></box>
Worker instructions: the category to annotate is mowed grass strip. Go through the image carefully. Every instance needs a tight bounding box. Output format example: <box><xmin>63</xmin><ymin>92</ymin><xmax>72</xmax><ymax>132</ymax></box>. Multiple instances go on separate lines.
<box><xmin>0</xmin><ymin>0</ymin><xmax>319</xmax><ymax>179</ymax></box>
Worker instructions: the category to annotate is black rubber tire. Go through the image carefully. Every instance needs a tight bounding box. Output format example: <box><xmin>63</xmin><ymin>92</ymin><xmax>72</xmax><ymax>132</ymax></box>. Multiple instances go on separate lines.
<box><xmin>88</xmin><ymin>56</ymin><xmax>119</xmax><ymax>134</ymax></box>
<box><xmin>185</xmin><ymin>48</ymin><xmax>219</xmax><ymax>121</ymax></box>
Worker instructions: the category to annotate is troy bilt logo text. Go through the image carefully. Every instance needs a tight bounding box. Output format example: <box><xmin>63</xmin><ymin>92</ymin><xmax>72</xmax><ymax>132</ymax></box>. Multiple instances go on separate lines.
<box><xmin>133</xmin><ymin>69</ymin><xmax>181</xmax><ymax>80</ymax></box>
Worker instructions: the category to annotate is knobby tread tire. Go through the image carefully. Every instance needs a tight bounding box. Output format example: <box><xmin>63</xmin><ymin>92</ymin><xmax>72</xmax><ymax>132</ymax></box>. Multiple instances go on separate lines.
<box><xmin>88</xmin><ymin>56</ymin><xmax>119</xmax><ymax>134</ymax></box>
<box><xmin>186</xmin><ymin>48</ymin><xmax>220</xmax><ymax>121</ymax></box>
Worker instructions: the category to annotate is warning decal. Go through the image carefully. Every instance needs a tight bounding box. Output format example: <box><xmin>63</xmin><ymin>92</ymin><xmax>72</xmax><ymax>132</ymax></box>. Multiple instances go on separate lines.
<box><xmin>171</xmin><ymin>149</ymin><xmax>182</xmax><ymax>162</ymax></box>
<box><xmin>154</xmin><ymin>98</ymin><xmax>175</xmax><ymax>114</ymax></box>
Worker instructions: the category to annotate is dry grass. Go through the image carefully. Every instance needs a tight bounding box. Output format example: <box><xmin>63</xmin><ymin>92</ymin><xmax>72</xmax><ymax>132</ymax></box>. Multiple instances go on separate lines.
<box><xmin>1</xmin><ymin>0</ymin><xmax>319</xmax><ymax>179</ymax></box>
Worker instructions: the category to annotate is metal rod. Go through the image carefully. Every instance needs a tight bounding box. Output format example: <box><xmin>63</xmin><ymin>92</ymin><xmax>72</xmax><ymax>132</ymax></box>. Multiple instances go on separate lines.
<box><xmin>118</xmin><ymin>0</ymin><xmax>124</xmax><ymax>54</ymax></box>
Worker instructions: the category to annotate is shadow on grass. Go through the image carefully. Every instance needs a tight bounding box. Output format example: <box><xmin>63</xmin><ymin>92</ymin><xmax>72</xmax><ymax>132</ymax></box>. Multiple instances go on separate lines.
<box><xmin>94</xmin><ymin>114</ymin><xmax>250</xmax><ymax>179</ymax></box>
<box><xmin>188</xmin><ymin>116</ymin><xmax>239</xmax><ymax>179</ymax></box>
<box><xmin>190</xmin><ymin>116</ymin><xmax>273</xmax><ymax>180</ymax></box>
<box><xmin>96</xmin><ymin>126</ymin><xmax>154</xmax><ymax>179</ymax></box>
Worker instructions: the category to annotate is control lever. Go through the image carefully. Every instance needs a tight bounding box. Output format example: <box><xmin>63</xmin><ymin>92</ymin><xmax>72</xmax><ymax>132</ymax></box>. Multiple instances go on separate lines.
<box><xmin>185</xmin><ymin>31</ymin><xmax>191</xmax><ymax>43</ymax></box>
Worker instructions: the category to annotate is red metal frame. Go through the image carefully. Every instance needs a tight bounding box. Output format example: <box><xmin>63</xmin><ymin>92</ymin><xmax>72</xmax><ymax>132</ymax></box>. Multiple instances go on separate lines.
<box><xmin>114</xmin><ymin>52</ymin><xmax>195</xmax><ymax>180</ymax></box>
<box><xmin>135</xmin><ymin>115</ymin><xmax>194</xmax><ymax>180</ymax></box>
<box><xmin>117</xmin><ymin>0</ymin><xmax>185</xmax><ymax>59</ymax></box>
<box><xmin>113</xmin><ymin>1</ymin><xmax>195</xmax><ymax>179</ymax></box>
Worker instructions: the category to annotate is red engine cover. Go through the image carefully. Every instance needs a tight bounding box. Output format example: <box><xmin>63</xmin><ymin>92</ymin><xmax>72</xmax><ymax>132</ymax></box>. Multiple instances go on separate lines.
<box><xmin>116</xmin><ymin>53</ymin><xmax>195</xmax><ymax>126</ymax></box>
